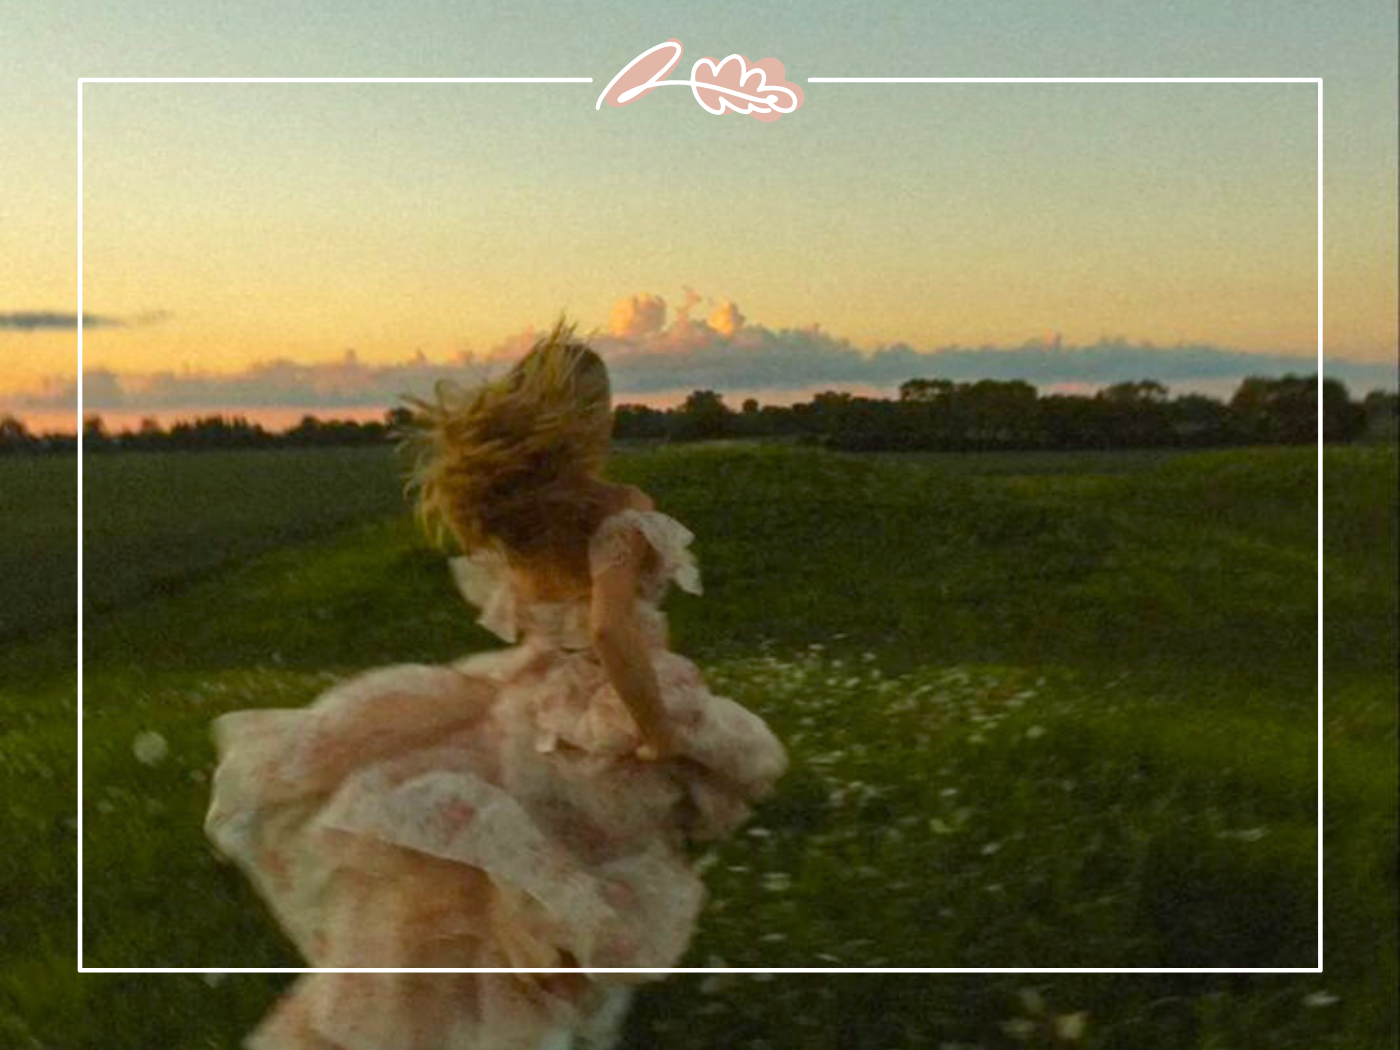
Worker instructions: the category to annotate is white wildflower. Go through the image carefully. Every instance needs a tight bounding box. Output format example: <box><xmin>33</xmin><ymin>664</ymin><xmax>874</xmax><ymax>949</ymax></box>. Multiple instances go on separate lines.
<box><xmin>132</xmin><ymin>731</ymin><xmax>169</xmax><ymax>766</ymax></box>
<box><xmin>699</xmin><ymin>973</ymin><xmax>731</xmax><ymax>995</ymax></box>
<box><xmin>1303</xmin><ymin>990</ymin><xmax>1340</xmax><ymax>1008</ymax></box>
<box><xmin>1217</xmin><ymin>827</ymin><xmax>1269</xmax><ymax>842</ymax></box>
<box><xmin>1053</xmin><ymin>1012</ymin><xmax>1088</xmax><ymax>1040</ymax></box>
<box><xmin>1000</xmin><ymin>1017</ymin><xmax>1036</xmax><ymax>1041</ymax></box>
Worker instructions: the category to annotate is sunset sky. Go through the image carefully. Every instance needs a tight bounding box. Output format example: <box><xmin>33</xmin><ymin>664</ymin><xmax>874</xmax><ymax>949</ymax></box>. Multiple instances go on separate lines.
<box><xmin>2</xmin><ymin>1</ymin><xmax>1396</xmax><ymax>428</ymax></box>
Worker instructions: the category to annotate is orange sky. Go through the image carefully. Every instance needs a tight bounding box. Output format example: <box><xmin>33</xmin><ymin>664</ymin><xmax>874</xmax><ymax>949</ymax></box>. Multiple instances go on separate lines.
<box><xmin>3</xmin><ymin>7</ymin><xmax>1396</xmax><ymax>415</ymax></box>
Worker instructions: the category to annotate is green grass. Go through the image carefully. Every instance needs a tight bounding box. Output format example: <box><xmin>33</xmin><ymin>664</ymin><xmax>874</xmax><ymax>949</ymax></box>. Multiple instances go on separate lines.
<box><xmin>1</xmin><ymin>441</ymin><xmax>1395</xmax><ymax>1048</ymax></box>
<box><xmin>80</xmin><ymin>447</ymin><xmax>408</xmax><ymax>617</ymax></box>
<box><xmin>0</xmin><ymin>447</ymin><xmax>407</xmax><ymax>644</ymax></box>
<box><xmin>0</xmin><ymin>454</ymin><xmax>77</xmax><ymax>641</ymax></box>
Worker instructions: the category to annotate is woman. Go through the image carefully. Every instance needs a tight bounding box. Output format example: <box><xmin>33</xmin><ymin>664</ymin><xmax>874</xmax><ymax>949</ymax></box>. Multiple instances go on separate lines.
<box><xmin>204</xmin><ymin>318</ymin><xmax>789</xmax><ymax>1050</ymax></box>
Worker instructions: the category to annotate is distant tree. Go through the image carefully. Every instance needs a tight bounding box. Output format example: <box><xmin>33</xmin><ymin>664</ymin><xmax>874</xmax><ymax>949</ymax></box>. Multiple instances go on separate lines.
<box><xmin>613</xmin><ymin>403</ymin><xmax>669</xmax><ymax>440</ymax></box>
<box><xmin>731</xmin><ymin>397</ymin><xmax>775</xmax><ymax>439</ymax></box>
<box><xmin>0</xmin><ymin>414</ymin><xmax>36</xmax><ymax>454</ymax></box>
<box><xmin>1038</xmin><ymin>394</ymin><xmax>1103</xmax><ymax>450</ymax></box>
<box><xmin>164</xmin><ymin>414</ymin><xmax>273</xmax><ymax>450</ymax></box>
<box><xmin>1361</xmin><ymin>390</ymin><xmax>1398</xmax><ymax>443</ymax></box>
<box><xmin>82</xmin><ymin>414</ymin><xmax>112</xmax><ymax>452</ymax></box>
<box><xmin>1322</xmin><ymin>379</ymin><xmax>1368</xmax><ymax>442</ymax></box>
<box><xmin>1095</xmin><ymin>379</ymin><xmax>1171</xmax><ymax>446</ymax></box>
<box><xmin>286</xmin><ymin>415</ymin><xmax>327</xmax><ymax>447</ymax></box>
<box><xmin>1228</xmin><ymin>374</ymin><xmax>1362</xmax><ymax>444</ymax></box>
<box><xmin>1169</xmin><ymin>393</ymin><xmax>1233</xmax><ymax>447</ymax></box>
<box><xmin>1230</xmin><ymin>375</ymin><xmax>1307</xmax><ymax>443</ymax></box>
<box><xmin>962</xmin><ymin>379</ymin><xmax>1039</xmax><ymax>447</ymax></box>
<box><xmin>670</xmin><ymin>390</ymin><xmax>732</xmax><ymax>441</ymax></box>
<box><xmin>896</xmin><ymin>378</ymin><xmax>957</xmax><ymax>448</ymax></box>
<box><xmin>898</xmin><ymin>378</ymin><xmax>955</xmax><ymax>402</ymax></box>
<box><xmin>823</xmin><ymin>396</ymin><xmax>904</xmax><ymax>451</ymax></box>
<box><xmin>118</xmin><ymin>416</ymin><xmax>168</xmax><ymax>451</ymax></box>
<box><xmin>384</xmin><ymin>406</ymin><xmax>415</xmax><ymax>434</ymax></box>
<box><xmin>1099</xmin><ymin>379</ymin><xmax>1168</xmax><ymax>404</ymax></box>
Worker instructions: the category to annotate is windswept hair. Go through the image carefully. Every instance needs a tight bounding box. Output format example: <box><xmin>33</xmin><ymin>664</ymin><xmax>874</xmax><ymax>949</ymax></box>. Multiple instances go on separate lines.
<box><xmin>401</xmin><ymin>317</ymin><xmax>615</xmax><ymax>567</ymax></box>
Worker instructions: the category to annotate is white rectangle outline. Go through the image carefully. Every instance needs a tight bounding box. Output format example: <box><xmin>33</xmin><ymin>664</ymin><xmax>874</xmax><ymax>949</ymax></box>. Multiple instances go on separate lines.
<box><xmin>75</xmin><ymin>75</ymin><xmax>1325</xmax><ymax>976</ymax></box>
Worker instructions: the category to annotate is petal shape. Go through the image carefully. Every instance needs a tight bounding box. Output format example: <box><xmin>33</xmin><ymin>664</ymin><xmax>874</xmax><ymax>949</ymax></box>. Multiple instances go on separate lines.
<box><xmin>597</xmin><ymin>39</ymin><xmax>684</xmax><ymax>109</ymax></box>
<box><xmin>691</xmin><ymin>54</ymin><xmax>803</xmax><ymax>121</ymax></box>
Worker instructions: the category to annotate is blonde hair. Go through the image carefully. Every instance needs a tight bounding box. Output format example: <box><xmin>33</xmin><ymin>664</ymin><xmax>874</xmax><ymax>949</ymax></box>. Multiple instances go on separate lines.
<box><xmin>402</xmin><ymin>317</ymin><xmax>615</xmax><ymax>567</ymax></box>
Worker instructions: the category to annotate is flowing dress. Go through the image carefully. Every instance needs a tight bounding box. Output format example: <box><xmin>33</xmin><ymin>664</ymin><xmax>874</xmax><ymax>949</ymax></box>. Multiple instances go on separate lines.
<box><xmin>205</xmin><ymin>508</ymin><xmax>790</xmax><ymax>1050</ymax></box>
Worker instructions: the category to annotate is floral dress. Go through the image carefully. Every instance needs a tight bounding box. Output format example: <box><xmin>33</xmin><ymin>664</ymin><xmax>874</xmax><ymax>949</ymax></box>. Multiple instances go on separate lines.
<box><xmin>205</xmin><ymin>508</ymin><xmax>790</xmax><ymax>1050</ymax></box>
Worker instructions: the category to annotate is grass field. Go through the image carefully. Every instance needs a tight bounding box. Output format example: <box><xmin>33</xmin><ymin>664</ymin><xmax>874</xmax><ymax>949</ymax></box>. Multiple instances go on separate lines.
<box><xmin>1</xmin><ymin>441</ymin><xmax>1395</xmax><ymax>1048</ymax></box>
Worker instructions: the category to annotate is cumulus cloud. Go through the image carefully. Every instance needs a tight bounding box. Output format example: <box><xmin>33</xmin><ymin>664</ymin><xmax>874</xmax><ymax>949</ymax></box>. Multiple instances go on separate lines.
<box><xmin>707</xmin><ymin>299</ymin><xmax>745</xmax><ymax>338</ymax></box>
<box><xmin>2</xmin><ymin>293</ymin><xmax>1393</xmax><ymax>418</ymax></box>
<box><xmin>606</xmin><ymin>293</ymin><xmax>667</xmax><ymax>339</ymax></box>
<box><xmin>0</xmin><ymin>309</ymin><xmax>170</xmax><ymax>331</ymax></box>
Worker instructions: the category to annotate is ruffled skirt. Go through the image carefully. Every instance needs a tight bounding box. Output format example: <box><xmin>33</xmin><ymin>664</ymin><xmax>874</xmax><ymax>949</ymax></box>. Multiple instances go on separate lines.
<box><xmin>206</xmin><ymin>645</ymin><xmax>787</xmax><ymax>1049</ymax></box>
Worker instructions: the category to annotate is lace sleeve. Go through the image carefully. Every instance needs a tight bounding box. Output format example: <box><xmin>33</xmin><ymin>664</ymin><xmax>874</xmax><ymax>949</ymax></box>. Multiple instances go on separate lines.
<box><xmin>449</xmin><ymin>547</ymin><xmax>519</xmax><ymax>642</ymax></box>
<box><xmin>588</xmin><ymin>509</ymin><xmax>703</xmax><ymax>595</ymax></box>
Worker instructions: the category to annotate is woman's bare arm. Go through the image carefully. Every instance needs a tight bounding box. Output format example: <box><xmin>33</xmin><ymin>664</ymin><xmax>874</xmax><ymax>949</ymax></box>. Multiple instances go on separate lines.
<box><xmin>589</xmin><ymin>512</ymin><xmax>676</xmax><ymax>759</ymax></box>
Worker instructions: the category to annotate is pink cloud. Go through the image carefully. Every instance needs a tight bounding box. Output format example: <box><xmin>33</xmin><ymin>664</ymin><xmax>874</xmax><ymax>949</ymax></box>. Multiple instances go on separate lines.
<box><xmin>707</xmin><ymin>299</ymin><xmax>745</xmax><ymax>338</ymax></box>
<box><xmin>606</xmin><ymin>293</ymin><xmax>667</xmax><ymax>340</ymax></box>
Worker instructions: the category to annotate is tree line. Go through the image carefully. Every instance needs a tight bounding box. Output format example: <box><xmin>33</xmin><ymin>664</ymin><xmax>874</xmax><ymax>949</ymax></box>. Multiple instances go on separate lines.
<box><xmin>2</xmin><ymin>374</ymin><xmax>1395</xmax><ymax>455</ymax></box>
<box><xmin>0</xmin><ymin>412</ymin><xmax>396</xmax><ymax>454</ymax></box>
<box><xmin>635</xmin><ymin>375</ymin><xmax>1394</xmax><ymax>450</ymax></box>
<box><xmin>616</xmin><ymin>374</ymin><xmax>1394</xmax><ymax>450</ymax></box>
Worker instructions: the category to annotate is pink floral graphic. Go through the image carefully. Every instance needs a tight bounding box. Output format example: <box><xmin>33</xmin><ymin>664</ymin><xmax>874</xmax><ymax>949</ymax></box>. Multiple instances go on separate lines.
<box><xmin>597</xmin><ymin>39</ymin><xmax>804</xmax><ymax>122</ymax></box>
<box><xmin>691</xmin><ymin>55</ymin><xmax>802</xmax><ymax>121</ymax></box>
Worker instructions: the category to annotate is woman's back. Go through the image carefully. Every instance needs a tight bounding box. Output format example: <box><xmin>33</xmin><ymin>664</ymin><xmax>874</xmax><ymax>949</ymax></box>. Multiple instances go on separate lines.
<box><xmin>505</xmin><ymin>481</ymin><xmax>655</xmax><ymax>606</ymax></box>
<box><xmin>206</xmin><ymin>325</ymin><xmax>787</xmax><ymax>1050</ymax></box>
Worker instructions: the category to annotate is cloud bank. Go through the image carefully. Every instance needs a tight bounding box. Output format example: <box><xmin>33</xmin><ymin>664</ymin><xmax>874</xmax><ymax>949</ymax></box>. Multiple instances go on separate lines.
<box><xmin>0</xmin><ymin>309</ymin><xmax>170</xmax><ymax>331</ymax></box>
<box><xmin>2</xmin><ymin>293</ymin><xmax>1394</xmax><ymax>418</ymax></box>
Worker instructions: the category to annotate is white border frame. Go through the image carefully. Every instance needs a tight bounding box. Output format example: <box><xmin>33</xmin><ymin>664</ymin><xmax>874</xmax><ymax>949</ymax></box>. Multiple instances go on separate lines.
<box><xmin>76</xmin><ymin>75</ymin><xmax>1325</xmax><ymax>976</ymax></box>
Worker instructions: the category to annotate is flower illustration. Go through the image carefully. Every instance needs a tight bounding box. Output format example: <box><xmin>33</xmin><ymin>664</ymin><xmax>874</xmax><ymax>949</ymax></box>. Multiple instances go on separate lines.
<box><xmin>691</xmin><ymin>55</ymin><xmax>802</xmax><ymax>121</ymax></box>
<box><xmin>598</xmin><ymin>39</ymin><xmax>804</xmax><ymax>122</ymax></box>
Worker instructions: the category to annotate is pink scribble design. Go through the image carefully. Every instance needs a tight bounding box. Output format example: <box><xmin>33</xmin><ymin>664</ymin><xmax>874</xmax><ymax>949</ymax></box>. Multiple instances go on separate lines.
<box><xmin>597</xmin><ymin>40</ymin><xmax>686</xmax><ymax>109</ymax></box>
<box><xmin>597</xmin><ymin>39</ymin><xmax>804</xmax><ymax>122</ymax></box>
<box><xmin>691</xmin><ymin>55</ymin><xmax>802</xmax><ymax>121</ymax></box>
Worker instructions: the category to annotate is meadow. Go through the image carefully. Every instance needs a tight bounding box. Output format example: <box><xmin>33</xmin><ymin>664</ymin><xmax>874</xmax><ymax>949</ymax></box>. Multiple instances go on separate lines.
<box><xmin>0</xmin><ymin>440</ymin><xmax>1394</xmax><ymax>1049</ymax></box>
